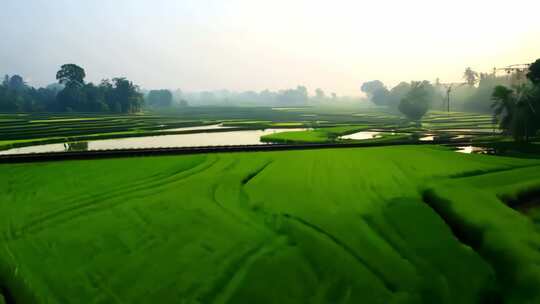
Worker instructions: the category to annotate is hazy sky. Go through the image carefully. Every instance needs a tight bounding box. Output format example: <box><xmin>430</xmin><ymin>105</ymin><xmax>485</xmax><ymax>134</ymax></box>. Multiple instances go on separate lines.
<box><xmin>1</xmin><ymin>0</ymin><xmax>539</xmax><ymax>95</ymax></box>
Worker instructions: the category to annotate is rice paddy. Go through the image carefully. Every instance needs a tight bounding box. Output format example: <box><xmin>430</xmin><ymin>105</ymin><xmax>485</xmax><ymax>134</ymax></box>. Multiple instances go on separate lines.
<box><xmin>1</xmin><ymin>145</ymin><xmax>540</xmax><ymax>303</ymax></box>
<box><xmin>1</xmin><ymin>107</ymin><xmax>540</xmax><ymax>303</ymax></box>
<box><xmin>0</xmin><ymin>108</ymin><xmax>500</xmax><ymax>153</ymax></box>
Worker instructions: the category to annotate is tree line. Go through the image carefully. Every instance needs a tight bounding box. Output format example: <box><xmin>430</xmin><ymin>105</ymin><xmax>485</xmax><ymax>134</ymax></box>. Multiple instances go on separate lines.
<box><xmin>492</xmin><ymin>59</ymin><xmax>540</xmax><ymax>142</ymax></box>
<box><xmin>0</xmin><ymin>64</ymin><xmax>143</xmax><ymax>113</ymax></box>
<box><xmin>361</xmin><ymin>59</ymin><xmax>540</xmax><ymax>141</ymax></box>
<box><xmin>171</xmin><ymin>86</ymin><xmax>358</xmax><ymax>106</ymax></box>
<box><xmin>1</xmin><ymin>66</ymin><xmax>359</xmax><ymax>111</ymax></box>
<box><xmin>361</xmin><ymin>68</ymin><xmax>518</xmax><ymax>119</ymax></box>
<box><xmin>361</xmin><ymin>79</ymin><xmax>437</xmax><ymax>122</ymax></box>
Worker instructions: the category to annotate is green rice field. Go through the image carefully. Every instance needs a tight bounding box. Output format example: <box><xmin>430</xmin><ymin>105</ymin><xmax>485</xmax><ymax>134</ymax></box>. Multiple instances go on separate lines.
<box><xmin>0</xmin><ymin>108</ymin><xmax>500</xmax><ymax>152</ymax></box>
<box><xmin>1</xmin><ymin>146</ymin><xmax>540</xmax><ymax>303</ymax></box>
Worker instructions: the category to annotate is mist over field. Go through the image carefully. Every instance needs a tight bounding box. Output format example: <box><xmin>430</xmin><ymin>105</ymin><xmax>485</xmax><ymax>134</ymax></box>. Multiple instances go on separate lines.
<box><xmin>1</xmin><ymin>0</ymin><xmax>539</xmax><ymax>96</ymax></box>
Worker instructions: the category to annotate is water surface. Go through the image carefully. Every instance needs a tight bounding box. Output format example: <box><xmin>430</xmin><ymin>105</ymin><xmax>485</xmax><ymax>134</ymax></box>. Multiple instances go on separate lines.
<box><xmin>163</xmin><ymin>124</ymin><xmax>232</xmax><ymax>132</ymax></box>
<box><xmin>0</xmin><ymin>128</ymin><xmax>308</xmax><ymax>155</ymax></box>
<box><xmin>340</xmin><ymin>131</ymin><xmax>382</xmax><ymax>140</ymax></box>
<box><xmin>456</xmin><ymin>146</ymin><xmax>494</xmax><ymax>154</ymax></box>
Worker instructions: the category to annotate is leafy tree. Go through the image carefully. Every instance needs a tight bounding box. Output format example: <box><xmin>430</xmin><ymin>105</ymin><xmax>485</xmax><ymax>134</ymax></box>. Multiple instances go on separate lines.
<box><xmin>491</xmin><ymin>85</ymin><xmax>515</xmax><ymax>131</ymax></box>
<box><xmin>371</xmin><ymin>87</ymin><xmax>390</xmax><ymax>106</ymax></box>
<box><xmin>55</xmin><ymin>64</ymin><xmax>87</xmax><ymax>111</ymax></box>
<box><xmin>7</xmin><ymin>75</ymin><xmax>26</xmax><ymax>91</ymax></box>
<box><xmin>398</xmin><ymin>81</ymin><xmax>434</xmax><ymax>121</ymax></box>
<box><xmin>146</xmin><ymin>89</ymin><xmax>173</xmax><ymax>107</ymax></box>
<box><xmin>491</xmin><ymin>84</ymin><xmax>540</xmax><ymax>142</ymax></box>
<box><xmin>315</xmin><ymin>88</ymin><xmax>326</xmax><ymax>101</ymax></box>
<box><xmin>56</xmin><ymin>64</ymin><xmax>86</xmax><ymax>88</ymax></box>
<box><xmin>0</xmin><ymin>75</ymin><xmax>36</xmax><ymax>111</ymax></box>
<box><xmin>361</xmin><ymin>80</ymin><xmax>385</xmax><ymax>95</ymax></box>
<box><xmin>0</xmin><ymin>85</ymin><xmax>19</xmax><ymax>111</ymax></box>
<box><xmin>361</xmin><ymin>80</ymin><xmax>389</xmax><ymax>105</ymax></box>
<box><xmin>110</xmin><ymin>78</ymin><xmax>144</xmax><ymax>113</ymax></box>
<box><xmin>463</xmin><ymin>67</ymin><xmax>479</xmax><ymax>86</ymax></box>
<box><xmin>527</xmin><ymin>59</ymin><xmax>540</xmax><ymax>85</ymax></box>
<box><xmin>83</xmin><ymin>83</ymin><xmax>109</xmax><ymax>112</ymax></box>
<box><xmin>464</xmin><ymin>73</ymin><xmax>511</xmax><ymax>113</ymax></box>
<box><xmin>57</xmin><ymin>86</ymin><xmax>86</xmax><ymax>111</ymax></box>
<box><xmin>0</xmin><ymin>65</ymin><xmax>145</xmax><ymax>113</ymax></box>
<box><xmin>387</xmin><ymin>82</ymin><xmax>411</xmax><ymax>108</ymax></box>
<box><xmin>25</xmin><ymin>87</ymin><xmax>57</xmax><ymax>111</ymax></box>
<box><xmin>277</xmin><ymin>86</ymin><xmax>308</xmax><ymax>105</ymax></box>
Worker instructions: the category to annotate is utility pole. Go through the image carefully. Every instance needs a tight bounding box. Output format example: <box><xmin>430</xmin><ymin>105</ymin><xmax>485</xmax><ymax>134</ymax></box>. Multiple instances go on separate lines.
<box><xmin>439</xmin><ymin>82</ymin><xmax>466</xmax><ymax>113</ymax></box>
<box><xmin>447</xmin><ymin>87</ymin><xmax>451</xmax><ymax>112</ymax></box>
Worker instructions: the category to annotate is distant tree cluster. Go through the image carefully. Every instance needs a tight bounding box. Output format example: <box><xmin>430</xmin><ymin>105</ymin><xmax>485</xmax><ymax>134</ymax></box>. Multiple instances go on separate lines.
<box><xmin>462</xmin><ymin>72</ymin><xmax>513</xmax><ymax>112</ymax></box>
<box><xmin>361</xmin><ymin>80</ymin><xmax>415</xmax><ymax>109</ymax></box>
<box><xmin>360</xmin><ymin>65</ymin><xmax>531</xmax><ymax>121</ymax></box>
<box><xmin>359</xmin><ymin>59</ymin><xmax>540</xmax><ymax>139</ymax></box>
<box><xmin>0</xmin><ymin>75</ymin><xmax>59</xmax><ymax>112</ymax></box>
<box><xmin>179</xmin><ymin>86</ymin><xmax>309</xmax><ymax>106</ymax></box>
<box><xmin>0</xmin><ymin>64</ymin><xmax>143</xmax><ymax>113</ymax></box>
<box><xmin>146</xmin><ymin>89</ymin><xmax>173</xmax><ymax>108</ymax></box>
<box><xmin>491</xmin><ymin>59</ymin><xmax>540</xmax><ymax>142</ymax></box>
<box><xmin>361</xmin><ymin>79</ymin><xmax>435</xmax><ymax>120</ymax></box>
<box><xmin>172</xmin><ymin>86</ymin><xmax>353</xmax><ymax>106</ymax></box>
<box><xmin>398</xmin><ymin>81</ymin><xmax>435</xmax><ymax>121</ymax></box>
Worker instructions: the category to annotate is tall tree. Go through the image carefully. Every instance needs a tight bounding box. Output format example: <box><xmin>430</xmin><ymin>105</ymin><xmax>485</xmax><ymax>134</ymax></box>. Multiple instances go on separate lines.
<box><xmin>398</xmin><ymin>81</ymin><xmax>434</xmax><ymax>121</ymax></box>
<box><xmin>111</xmin><ymin>78</ymin><xmax>144</xmax><ymax>113</ymax></box>
<box><xmin>491</xmin><ymin>84</ymin><xmax>539</xmax><ymax>142</ymax></box>
<box><xmin>371</xmin><ymin>87</ymin><xmax>390</xmax><ymax>106</ymax></box>
<box><xmin>7</xmin><ymin>75</ymin><xmax>26</xmax><ymax>91</ymax></box>
<box><xmin>491</xmin><ymin>85</ymin><xmax>515</xmax><ymax>132</ymax></box>
<box><xmin>388</xmin><ymin>82</ymin><xmax>411</xmax><ymax>108</ymax></box>
<box><xmin>315</xmin><ymin>88</ymin><xmax>326</xmax><ymax>101</ymax></box>
<box><xmin>56</xmin><ymin>64</ymin><xmax>86</xmax><ymax>88</ymax></box>
<box><xmin>146</xmin><ymin>90</ymin><xmax>173</xmax><ymax>107</ymax></box>
<box><xmin>361</xmin><ymin>80</ymin><xmax>389</xmax><ymax>105</ymax></box>
<box><xmin>527</xmin><ymin>59</ymin><xmax>540</xmax><ymax>85</ymax></box>
<box><xmin>463</xmin><ymin>67</ymin><xmax>479</xmax><ymax>86</ymax></box>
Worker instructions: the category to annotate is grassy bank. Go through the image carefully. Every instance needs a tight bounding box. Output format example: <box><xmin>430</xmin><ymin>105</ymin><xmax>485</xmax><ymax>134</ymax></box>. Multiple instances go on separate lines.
<box><xmin>260</xmin><ymin>125</ymin><xmax>370</xmax><ymax>143</ymax></box>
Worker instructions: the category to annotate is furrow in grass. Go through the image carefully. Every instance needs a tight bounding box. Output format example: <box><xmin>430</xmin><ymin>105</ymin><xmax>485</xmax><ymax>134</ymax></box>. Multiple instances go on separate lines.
<box><xmin>362</xmin><ymin>215</ymin><xmax>416</xmax><ymax>270</ymax></box>
<box><xmin>282</xmin><ymin>213</ymin><xmax>397</xmax><ymax>292</ymax></box>
<box><xmin>421</xmin><ymin>187</ymin><xmax>540</xmax><ymax>303</ymax></box>
<box><xmin>241</xmin><ymin>160</ymin><xmax>273</xmax><ymax>186</ymax></box>
<box><xmin>211</xmin><ymin>158</ymin><xmax>275</xmax><ymax>231</ymax></box>
<box><xmin>10</xmin><ymin>156</ymin><xmax>220</xmax><ymax>239</ymax></box>
<box><xmin>4</xmin><ymin>156</ymin><xmax>207</xmax><ymax>228</ymax></box>
<box><xmin>209</xmin><ymin>237</ymin><xmax>287</xmax><ymax>304</ymax></box>
<box><xmin>0</xmin><ymin>245</ymin><xmax>40</xmax><ymax>304</ymax></box>
<box><xmin>210</xmin><ymin>183</ymin><xmax>257</xmax><ymax>229</ymax></box>
<box><xmin>499</xmin><ymin>185</ymin><xmax>540</xmax><ymax>212</ymax></box>
<box><xmin>195</xmin><ymin>239</ymin><xmax>270</xmax><ymax>303</ymax></box>
<box><xmin>449</xmin><ymin>164</ymin><xmax>540</xmax><ymax>179</ymax></box>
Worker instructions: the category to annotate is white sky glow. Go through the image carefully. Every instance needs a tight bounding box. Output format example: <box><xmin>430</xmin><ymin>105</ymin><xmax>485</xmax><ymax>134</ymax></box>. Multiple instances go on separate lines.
<box><xmin>1</xmin><ymin>0</ymin><xmax>539</xmax><ymax>95</ymax></box>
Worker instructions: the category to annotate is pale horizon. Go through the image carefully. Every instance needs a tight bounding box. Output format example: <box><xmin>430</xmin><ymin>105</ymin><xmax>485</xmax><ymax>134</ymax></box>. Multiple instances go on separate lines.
<box><xmin>1</xmin><ymin>0</ymin><xmax>539</xmax><ymax>96</ymax></box>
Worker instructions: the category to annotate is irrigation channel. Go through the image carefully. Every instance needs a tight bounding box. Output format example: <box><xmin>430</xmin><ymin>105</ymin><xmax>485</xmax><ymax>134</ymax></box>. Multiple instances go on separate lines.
<box><xmin>0</xmin><ymin>127</ymin><xmax>309</xmax><ymax>155</ymax></box>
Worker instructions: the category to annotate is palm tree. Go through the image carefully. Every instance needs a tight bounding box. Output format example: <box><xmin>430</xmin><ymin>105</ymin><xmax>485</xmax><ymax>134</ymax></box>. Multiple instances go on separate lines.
<box><xmin>492</xmin><ymin>84</ymin><xmax>539</xmax><ymax>142</ymax></box>
<box><xmin>491</xmin><ymin>85</ymin><xmax>515</xmax><ymax>133</ymax></box>
<box><xmin>464</xmin><ymin>67</ymin><xmax>479</xmax><ymax>86</ymax></box>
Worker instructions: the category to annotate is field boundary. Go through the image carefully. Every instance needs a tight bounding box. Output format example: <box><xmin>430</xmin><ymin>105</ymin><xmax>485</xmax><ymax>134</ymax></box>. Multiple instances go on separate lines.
<box><xmin>0</xmin><ymin>140</ymin><xmax>478</xmax><ymax>163</ymax></box>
